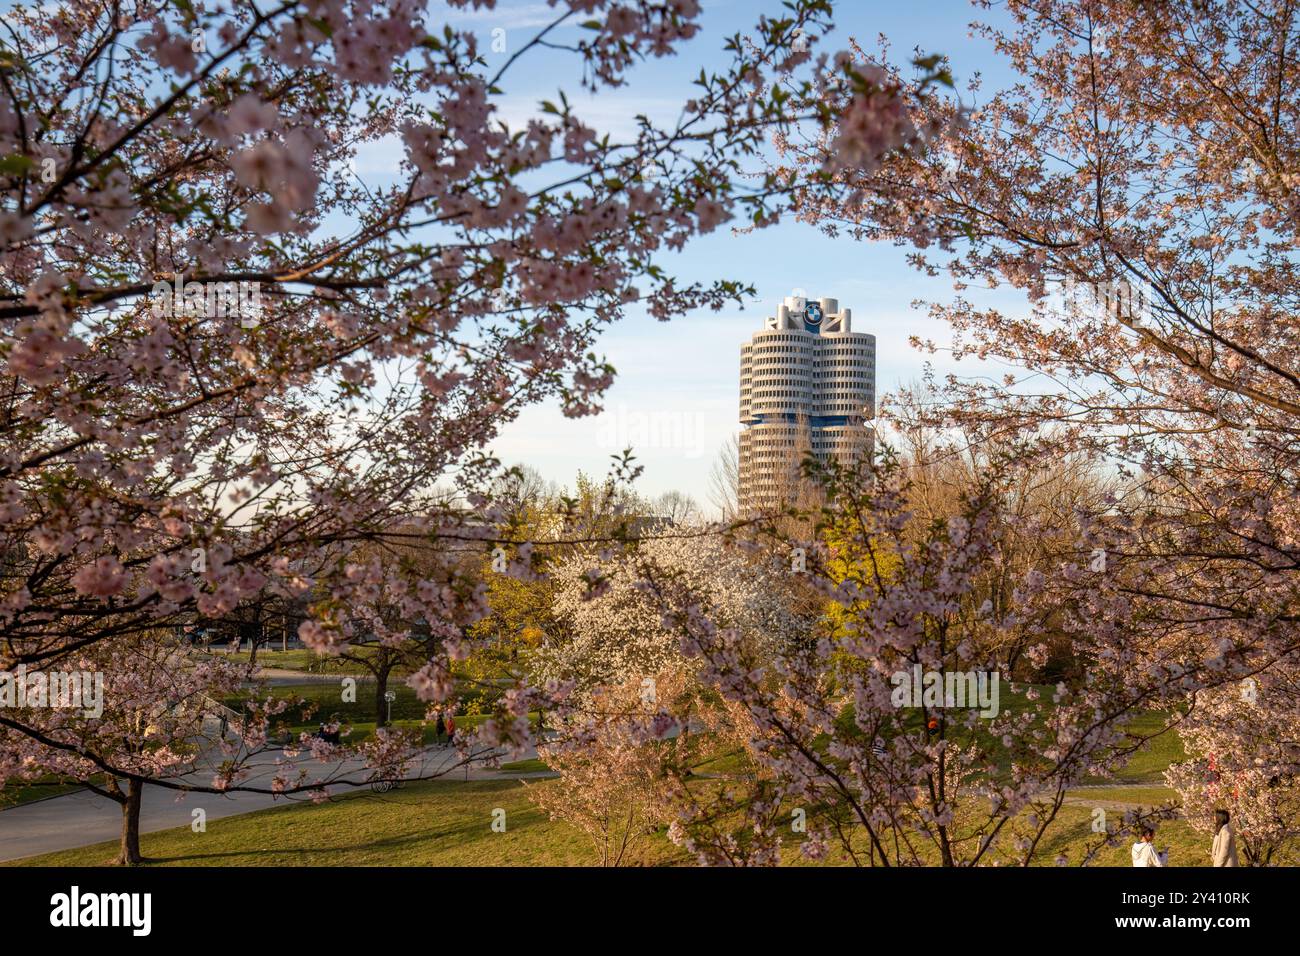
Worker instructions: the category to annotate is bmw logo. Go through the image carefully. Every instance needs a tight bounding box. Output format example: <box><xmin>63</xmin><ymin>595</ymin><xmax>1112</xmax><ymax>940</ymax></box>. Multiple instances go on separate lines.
<box><xmin>803</xmin><ymin>302</ymin><xmax>823</xmax><ymax>330</ymax></box>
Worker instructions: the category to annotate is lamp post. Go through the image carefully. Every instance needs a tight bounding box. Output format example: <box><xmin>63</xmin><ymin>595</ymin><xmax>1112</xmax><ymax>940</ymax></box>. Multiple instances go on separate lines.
<box><xmin>384</xmin><ymin>690</ymin><xmax>396</xmax><ymax>726</ymax></box>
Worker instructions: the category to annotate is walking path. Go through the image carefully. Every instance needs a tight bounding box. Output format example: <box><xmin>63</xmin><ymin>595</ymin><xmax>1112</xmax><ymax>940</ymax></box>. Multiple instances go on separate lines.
<box><xmin>0</xmin><ymin>740</ymin><xmax>544</xmax><ymax>863</ymax></box>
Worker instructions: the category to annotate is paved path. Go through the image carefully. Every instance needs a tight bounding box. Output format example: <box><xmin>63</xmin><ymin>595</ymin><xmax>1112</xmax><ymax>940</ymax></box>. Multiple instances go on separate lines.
<box><xmin>0</xmin><ymin>740</ymin><xmax>544</xmax><ymax>863</ymax></box>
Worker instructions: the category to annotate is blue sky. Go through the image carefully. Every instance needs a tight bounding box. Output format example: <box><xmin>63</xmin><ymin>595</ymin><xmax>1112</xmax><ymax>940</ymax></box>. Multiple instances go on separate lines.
<box><xmin>5</xmin><ymin>0</ymin><xmax>1029</xmax><ymax>510</ymax></box>
<box><xmin>437</xmin><ymin>0</ymin><xmax>1031</xmax><ymax>509</ymax></box>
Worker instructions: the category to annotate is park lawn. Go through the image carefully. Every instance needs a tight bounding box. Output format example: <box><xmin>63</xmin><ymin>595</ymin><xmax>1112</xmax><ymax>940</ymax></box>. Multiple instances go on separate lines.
<box><xmin>226</xmin><ymin>680</ymin><xmax>430</xmax><ymax>725</ymax></box>
<box><xmin>1</xmin><ymin>686</ymin><xmax>1200</xmax><ymax>868</ymax></box>
<box><xmin>228</xmin><ymin>681</ymin><xmax>516</xmax><ymax>734</ymax></box>
<box><xmin>981</xmin><ymin>687</ymin><xmax>1186</xmax><ymax>783</ymax></box>
<box><xmin>204</xmin><ymin>646</ymin><xmax>389</xmax><ymax>675</ymax></box>
<box><xmin>250</xmin><ymin>677</ymin><xmax>1183</xmax><ymax>784</ymax></box>
<box><xmin>220</xmin><ymin>648</ymin><xmax>349</xmax><ymax>671</ymax></box>
<box><xmin>825</xmin><ymin>682</ymin><xmax>1186</xmax><ymax>786</ymax></box>
<box><xmin>7</xmin><ymin>778</ymin><xmax>688</xmax><ymax>868</ymax></box>
<box><xmin>1065</xmin><ymin>785</ymin><xmax>1180</xmax><ymax>804</ymax></box>
<box><xmin>1032</xmin><ymin>804</ymin><xmax>1206</xmax><ymax>867</ymax></box>
<box><xmin>777</xmin><ymin>796</ymin><xmax>1209</xmax><ymax>867</ymax></box>
<box><xmin>9</xmin><ymin>774</ymin><xmax>1224</xmax><ymax>868</ymax></box>
<box><xmin>692</xmin><ymin>747</ymin><xmax>754</xmax><ymax>776</ymax></box>
<box><xmin>228</xmin><ymin>681</ymin><xmax>471</xmax><ymax>729</ymax></box>
<box><xmin>0</xmin><ymin>778</ymin><xmax>86</xmax><ymax>809</ymax></box>
<box><xmin>274</xmin><ymin>711</ymin><xmax>536</xmax><ymax>747</ymax></box>
<box><xmin>237</xmin><ymin>679</ymin><xmax>541</xmax><ymax>747</ymax></box>
<box><xmin>499</xmin><ymin>758</ymin><xmax>551</xmax><ymax>774</ymax></box>
<box><xmin>1081</xmin><ymin>710</ymin><xmax>1187</xmax><ymax>785</ymax></box>
<box><xmin>216</xmin><ymin>647</ymin><xmax>513</xmax><ymax>681</ymax></box>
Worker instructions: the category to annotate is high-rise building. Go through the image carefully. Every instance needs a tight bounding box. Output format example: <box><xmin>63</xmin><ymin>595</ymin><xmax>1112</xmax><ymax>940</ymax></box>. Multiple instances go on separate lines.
<box><xmin>738</xmin><ymin>294</ymin><xmax>875</xmax><ymax>511</ymax></box>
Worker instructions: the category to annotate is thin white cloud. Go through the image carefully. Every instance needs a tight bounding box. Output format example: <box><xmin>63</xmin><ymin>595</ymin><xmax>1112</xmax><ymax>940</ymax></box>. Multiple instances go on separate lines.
<box><xmin>429</xmin><ymin>1</ymin><xmax>572</xmax><ymax>31</ymax></box>
<box><xmin>491</xmin><ymin>92</ymin><xmax>683</xmax><ymax>141</ymax></box>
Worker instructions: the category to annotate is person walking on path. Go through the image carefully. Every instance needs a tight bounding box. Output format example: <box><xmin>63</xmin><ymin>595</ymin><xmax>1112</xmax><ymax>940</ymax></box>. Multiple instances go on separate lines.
<box><xmin>1212</xmin><ymin>809</ymin><xmax>1239</xmax><ymax>867</ymax></box>
<box><xmin>445</xmin><ymin>713</ymin><xmax>456</xmax><ymax>744</ymax></box>
<box><xmin>1132</xmin><ymin>826</ymin><xmax>1167</xmax><ymax>867</ymax></box>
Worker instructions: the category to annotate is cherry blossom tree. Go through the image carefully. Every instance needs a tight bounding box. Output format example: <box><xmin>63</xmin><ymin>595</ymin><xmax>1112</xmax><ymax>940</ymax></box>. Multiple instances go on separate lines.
<box><xmin>527</xmin><ymin>670</ymin><xmax>680</xmax><ymax>867</ymax></box>
<box><xmin>1166</xmin><ymin>672</ymin><xmax>1300</xmax><ymax>865</ymax></box>
<box><xmin>0</xmin><ymin>0</ymin><xmax>944</xmax><ymax>805</ymax></box>
<box><xmin>770</xmin><ymin>0</ymin><xmax>1300</xmax><ymax>855</ymax></box>
<box><xmin>0</xmin><ymin>632</ymin><xmax>248</xmax><ymax>864</ymax></box>
<box><xmin>539</xmin><ymin>530</ymin><xmax>807</xmax><ymax>700</ymax></box>
<box><xmin>640</xmin><ymin>451</ymin><xmax>1172</xmax><ymax>865</ymax></box>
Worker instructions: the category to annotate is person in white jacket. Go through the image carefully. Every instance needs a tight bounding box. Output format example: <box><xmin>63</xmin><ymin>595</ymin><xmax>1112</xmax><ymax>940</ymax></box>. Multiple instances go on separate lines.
<box><xmin>1132</xmin><ymin>826</ymin><xmax>1167</xmax><ymax>867</ymax></box>
<box><xmin>1211</xmin><ymin>810</ymin><xmax>1239</xmax><ymax>867</ymax></box>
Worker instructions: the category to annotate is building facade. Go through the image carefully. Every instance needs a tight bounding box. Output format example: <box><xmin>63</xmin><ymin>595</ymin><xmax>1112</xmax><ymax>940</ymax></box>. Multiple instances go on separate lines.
<box><xmin>738</xmin><ymin>294</ymin><xmax>875</xmax><ymax>511</ymax></box>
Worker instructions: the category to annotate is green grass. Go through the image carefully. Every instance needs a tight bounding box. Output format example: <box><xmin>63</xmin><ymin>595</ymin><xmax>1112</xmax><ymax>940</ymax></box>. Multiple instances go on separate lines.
<box><xmin>1033</xmin><ymin>804</ymin><xmax>1206</xmax><ymax>867</ymax></box>
<box><xmin>246</xmin><ymin>677</ymin><xmax>1184</xmax><ymax>787</ymax></box>
<box><xmin>0</xmin><ymin>682</ymin><xmax>1207</xmax><ymax>868</ymax></box>
<box><xmin>272</xmin><ymin>711</ymin><xmax>534</xmax><ymax>746</ymax></box>
<box><xmin>692</xmin><ymin>747</ymin><xmax>754</xmax><ymax>776</ymax></box>
<box><xmin>0</xmin><ymin>778</ymin><xmax>85</xmax><ymax>809</ymax></box>
<box><xmin>227</xmin><ymin>680</ymin><xmax>510</xmax><ymax>734</ymax></box>
<box><xmin>991</xmin><ymin>690</ymin><xmax>1186</xmax><ymax>784</ymax></box>
<box><xmin>6</xmin><ymin>778</ymin><xmax>687</xmax><ymax>868</ymax></box>
<box><xmin>498</xmin><ymin>758</ymin><xmax>551</xmax><ymax>774</ymax></box>
<box><xmin>1066</xmin><ymin>785</ymin><xmax>1180</xmax><ymax>805</ymax></box>
<box><xmin>202</xmin><ymin>646</ymin><xmax>388</xmax><ymax>675</ymax></box>
<box><xmin>827</xmin><ymin>682</ymin><xmax>1188</xmax><ymax>788</ymax></box>
<box><xmin>228</xmin><ymin>681</ymin><xmax>443</xmax><ymax>729</ymax></box>
<box><xmin>1101</xmin><ymin>710</ymin><xmax>1187</xmax><ymax>783</ymax></box>
<box><xmin>8</xmin><ymin>770</ymin><xmax>1215</xmax><ymax>869</ymax></box>
<box><xmin>770</xmin><ymin>795</ymin><xmax>1210</xmax><ymax>867</ymax></box>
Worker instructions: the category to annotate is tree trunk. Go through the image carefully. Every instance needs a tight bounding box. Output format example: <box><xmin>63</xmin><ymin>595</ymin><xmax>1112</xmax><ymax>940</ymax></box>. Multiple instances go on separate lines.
<box><xmin>116</xmin><ymin>778</ymin><xmax>144</xmax><ymax>865</ymax></box>
<box><xmin>375</xmin><ymin>669</ymin><xmax>390</xmax><ymax>727</ymax></box>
